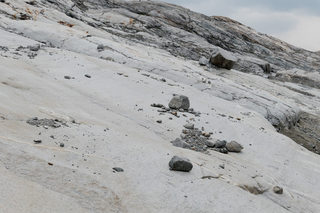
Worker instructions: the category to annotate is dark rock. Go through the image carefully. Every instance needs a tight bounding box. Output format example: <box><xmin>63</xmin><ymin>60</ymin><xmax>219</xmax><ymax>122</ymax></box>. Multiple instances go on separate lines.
<box><xmin>28</xmin><ymin>44</ymin><xmax>40</xmax><ymax>51</ymax></box>
<box><xmin>151</xmin><ymin>103</ymin><xmax>165</xmax><ymax>108</ymax></box>
<box><xmin>33</xmin><ymin>139</ymin><xmax>42</xmax><ymax>144</ymax></box>
<box><xmin>113</xmin><ymin>167</ymin><xmax>124</xmax><ymax>172</ymax></box>
<box><xmin>214</xmin><ymin>148</ymin><xmax>228</xmax><ymax>154</ymax></box>
<box><xmin>214</xmin><ymin>140</ymin><xmax>227</xmax><ymax>148</ymax></box>
<box><xmin>226</xmin><ymin>141</ymin><xmax>243</xmax><ymax>152</ymax></box>
<box><xmin>169</xmin><ymin>95</ymin><xmax>190</xmax><ymax>110</ymax></box>
<box><xmin>169</xmin><ymin>156</ymin><xmax>193</xmax><ymax>172</ymax></box>
<box><xmin>84</xmin><ymin>74</ymin><xmax>91</xmax><ymax>78</ymax></box>
<box><xmin>97</xmin><ymin>44</ymin><xmax>104</xmax><ymax>51</ymax></box>
<box><xmin>156</xmin><ymin>120</ymin><xmax>162</xmax><ymax>123</ymax></box>
<box><xmin>59</xmin><ymin>143</ymin><xmax>64</xmax><ymax>147</ymax></box>
<box><xmin>210</xmin><ymin>49</ymin><xmax>237</xmax><ymax>70</ymax></box>
<box><xmin>273</xmin><ymin>186</ymin><xmax>283</xmax><ymax>194</ymax></box>
<box><xmin>64</xmin><ymin>75</ymin><xmax>72</xmax><ymax>79</ymax></box>
<box><xmin>27</xmin><ymin>118</ymin><xmax>65</xmax><ymax>128</ymax></box>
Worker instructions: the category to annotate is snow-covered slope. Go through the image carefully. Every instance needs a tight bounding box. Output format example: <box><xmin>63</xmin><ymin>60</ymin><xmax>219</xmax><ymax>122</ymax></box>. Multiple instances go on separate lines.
<box><xmin>0</xmin><ymin>0</ymin><xmax>320</xmax><ymax>212</ymax></box>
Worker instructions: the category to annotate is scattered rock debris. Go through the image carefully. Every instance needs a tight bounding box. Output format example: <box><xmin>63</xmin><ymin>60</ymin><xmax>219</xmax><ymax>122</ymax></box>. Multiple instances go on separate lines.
<box><xmin>171</xmin><ymin>123</ymin><xmax>243</xmax><ymax>154</ymax></box>
<box><xmin>27</xmin><ymin>117</ymin><xmax>66</xmax><ymax>128</ymax></box>
<box><xmin>151</xmin><ymin>97</ymin><xmax>200</xmax><ymax>117</ymax></box>
<box><xmin>169</xmin><ymin>156</ymin><xmax>193</xmax><ymax>172</ymax></box>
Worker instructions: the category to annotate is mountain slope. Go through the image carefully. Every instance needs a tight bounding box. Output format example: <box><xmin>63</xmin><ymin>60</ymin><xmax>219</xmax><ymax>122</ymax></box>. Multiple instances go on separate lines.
<box><xmin>0</xmin><ymin>0</ymin><xmax>320</xmax><ymax>212</ymax></box>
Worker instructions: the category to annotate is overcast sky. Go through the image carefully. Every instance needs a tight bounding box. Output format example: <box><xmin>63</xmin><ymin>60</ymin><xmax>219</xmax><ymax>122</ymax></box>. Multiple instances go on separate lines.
<box><xmin>169</xmin><ymin>0</ymin><xmax>320</xmax><ymax>51</ymax></box>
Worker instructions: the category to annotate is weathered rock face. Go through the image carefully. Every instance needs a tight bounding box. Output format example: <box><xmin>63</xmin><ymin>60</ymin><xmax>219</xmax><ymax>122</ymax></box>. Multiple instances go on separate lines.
<box><xmin>71</xmin><ymin>0</ymin><xmax>320</xmax><ymax>76</ymax></box>
<box><xmin>210</xmin><ymin>49</ymin><xmax>237</xmax><ymax>70</ymax></box>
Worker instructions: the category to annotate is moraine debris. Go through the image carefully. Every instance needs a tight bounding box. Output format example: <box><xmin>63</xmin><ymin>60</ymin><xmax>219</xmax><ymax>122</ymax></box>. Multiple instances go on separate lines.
<box><xmin>27</xmin><ymin>117</ymin><xmax>66</xmax><ymax>128</ymax></box>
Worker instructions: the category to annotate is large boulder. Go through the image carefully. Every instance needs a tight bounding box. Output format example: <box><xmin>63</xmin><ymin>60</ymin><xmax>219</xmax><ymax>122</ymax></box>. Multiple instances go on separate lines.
<box><xmin>210</xmin><ymin>49</ymin><xmax>237</xmax><ymax>70</ymax></box>
<box><xmin>169</xmin><ymin>156</ymin><xmax>193</xmax><ymax>172</ymax></box>
<box><xmin>169</xmin><ymin>95</ymin><xmax>190</xmax><ymax>110</ymax></box>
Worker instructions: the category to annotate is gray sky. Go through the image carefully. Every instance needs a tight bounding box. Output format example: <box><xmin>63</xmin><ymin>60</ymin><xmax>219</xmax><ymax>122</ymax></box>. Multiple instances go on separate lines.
<box><xmin>169</xmin><ymin>0</ymin><xmax>320</xmax><ymax>51</ymax></box>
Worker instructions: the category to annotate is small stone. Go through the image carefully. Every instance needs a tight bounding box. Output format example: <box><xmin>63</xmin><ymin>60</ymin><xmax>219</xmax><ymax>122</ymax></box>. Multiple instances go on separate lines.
<box><xmin>219</xmin><ymin>164</ymin><xmax>225</xmax><ymax>169</ymax></box>
<box><xmin>97</xmin><ymin>44</ymin><xmax>104</xmax><ymax>51</ymax></box>
<box><xmin>169</xmin><ymin>156</ymin><xmax>193</xmax><ymax>172</ymax></box>
<box><xmin>171</xmin><ymin>138</ymin><xmax>191</xmax><ymax>149</ymax></box>
<box><xmin>182</xmin><ymin>129</ymin><xmax>188</xmax><ymax>134</ymax></box>
<box><xmin>183</xmin><ymin>123</ymin><xmax>194</xmax><ymax>130</ymax></box>
<box><xmin>156</xmin><ymin>120</ymin><xmax>162</xmax><ymax>123</ymax></box>
<box><xmin>113</xmin><ymin>167</ymin><xmax>124</xmax><ymax>172</ymax></box>
<box><xmin>33</xmin><ymin>139</ymin><xmax>42</xmax><ymax>144</ymax></box>
<box><xmin>199</xmin><ymin>56</ymin><xmax>208</xmax><ymax>66</ymax></box>
<box><xmin>203</xmin><ymin>133</ymin><xmax>211</xmax><ymax>138</ymax></box>
<box><xmin>205</xmin><ymin>141</ymin><xmax>215</xmax><ymax>148</ymax></box>
<box><xmin>226</xmin><ymin>141</ymin><xmax>243</xmax><ymax>152</ymax></box>
<box><xmin>59</xmin><ymin>143</ymin><xmax>64</xmax><ymax>147</ymax></box>
<box><xmin>52</xmin><ymin>123</ymin><xmax>61</xmax><ymax>128</ymax></box>
<box><xmin>168</xmin><ymin>95</ymin><xmax>190</xmax><ymax>110</ymax></box>
<box><xmin>84</xmin><ymin>74</ymin><xmax>91</xmax><ymax>78</ymax></box>
<box><xmin>214</xmin><ymin>140</ymin><xmax>227</xmax><ymax>148</ymax></box>
<box><xmin>273</xmin><ymin>186</ymin><xmax>283</xmax><ymax>194</ymax></box>
<box><xmin>218</xmin><ymin>148</ymin><xmax>229</xmax><ymax>154</ymax></box>
<box><xmin>64</xmin><ymin>75</ymin><xmax>72</xmax><ymax>79</ymax></box>
<box><xmin>28</xmin><ymin>44</ymin><xmax>40</xmax><ymax>51</ymax></box>
<box><xmin>151</xmin><ymin>103</ymin><xmax>164</xmax><ymax>108</ymax></box>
